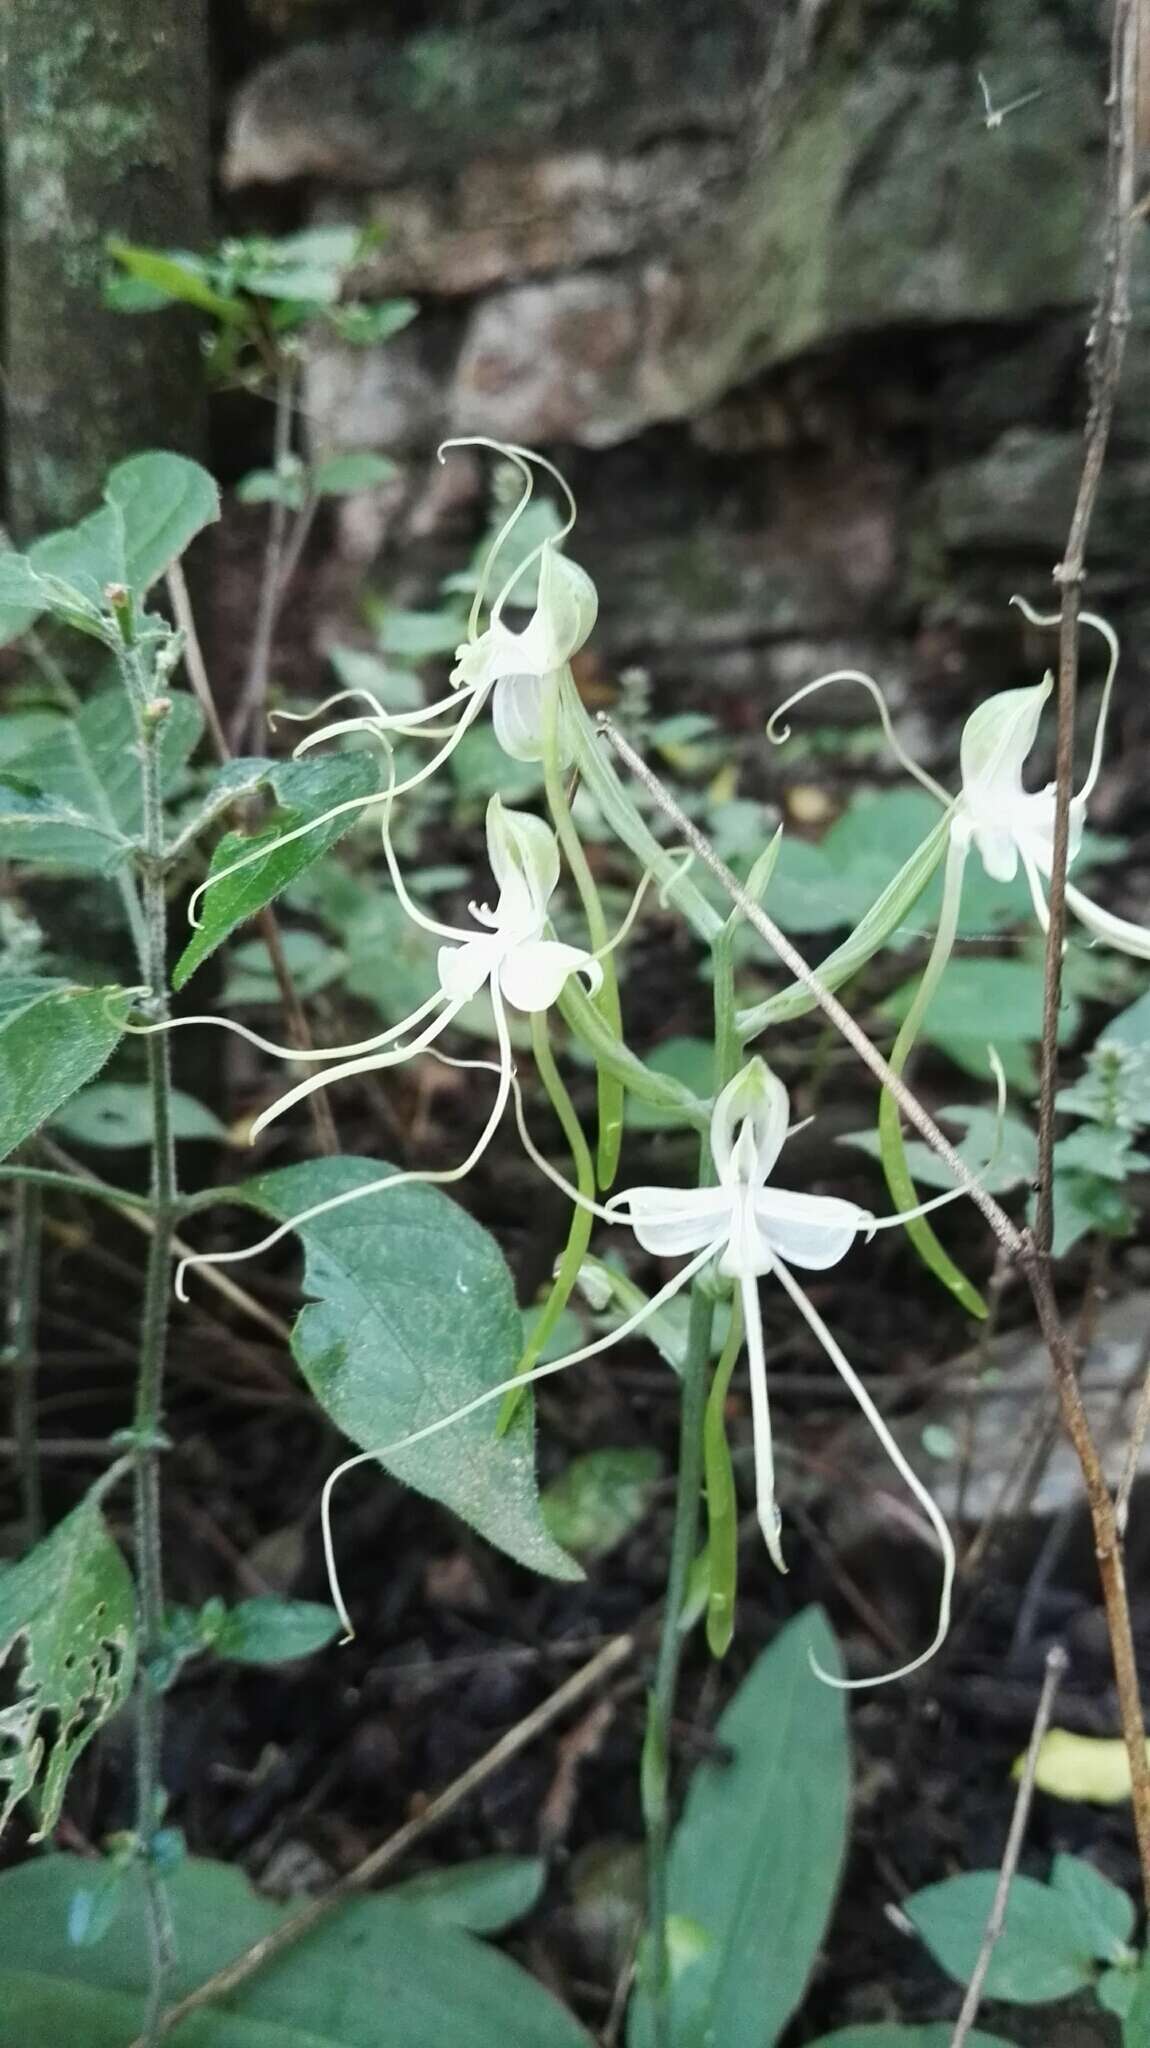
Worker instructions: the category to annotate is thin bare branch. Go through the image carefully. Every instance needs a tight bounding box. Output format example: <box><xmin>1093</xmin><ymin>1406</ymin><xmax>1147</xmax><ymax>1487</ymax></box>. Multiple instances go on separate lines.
<box><xmin>1035</xmin><ymin>0</ymin><xmax>1139</xmax><ymax>1252</ymax></box>
<box><xmin>949</xmin><ymin>1644</ymin><xmax>1067</xmax><ymax>2048</ymax></box>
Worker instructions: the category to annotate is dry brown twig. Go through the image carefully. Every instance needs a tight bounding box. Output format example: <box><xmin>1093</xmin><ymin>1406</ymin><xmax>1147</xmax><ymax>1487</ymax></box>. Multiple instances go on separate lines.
<box><xmin>949</xmin><ymin>1643</ymin><xmax>1067</xmax><ymax>2048</ymax></box>
<box><xmin>128</xmin><ymin>1632</ymin><xmax>634</xmax><ymax>2045</ymax></box>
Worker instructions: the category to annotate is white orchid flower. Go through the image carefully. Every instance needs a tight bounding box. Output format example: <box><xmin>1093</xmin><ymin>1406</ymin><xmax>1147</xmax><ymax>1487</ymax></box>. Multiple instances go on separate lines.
<box><xmin>142</xmin><ymin>797</ymin><xmax>601</xmax><ymax>1299</ymax></box>
<box><xmin>322</xmin><ymin>1058</ymin><xmax>983</xmax><ymax>1688</ymax></box>
<box><xmin>769</xmin><ymin>599</ymin><xmax>1143</xmax><ymax>957</ymax></box>
<box><xmin>189</xmin><ymin>447</ymin><xmax>598</xmax><ymax>925</ymax></box>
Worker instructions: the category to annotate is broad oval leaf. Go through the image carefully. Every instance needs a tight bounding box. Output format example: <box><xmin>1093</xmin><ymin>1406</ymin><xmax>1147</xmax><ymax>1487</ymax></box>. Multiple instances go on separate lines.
<box><xmin>51</xmin><ymin>1081</ymin><xmax>225</xmax><ymax>1148</ymax></box>
<box><xmin>103</xmin><ymin>451</ymin><xmax>221</xmax><ymax>594</ymax></box>
<box><xmin>1049</xmin><ymin>1853</ymin><xmax>1136</xmax><ymax>1963</ymax></box>
<box><xmin>213</xmin><ymin>1597</ymin><xmax>341</xmax><ymax>1666</ymax></box>
<box><xmin>240</xmin><ymin>1159</ymin><xmax>580</xmax><ymax>1582</ymax></box>
<box><xmin>391</xmin><ymin>1856</ymin><xmax>547</xmax><ymax>1934</ymax></box>
<box><xmin>173</xmin><ymin>754</ymin><xmax>381</xmax><ymax>988</ymax></box>
<box><xmin>0</xmin><ymin>688</ymin><xmax>202</xmax><ymax>874</ymax></box>
<box><xmin>629</xmin><ymin>1607</ymin><xmax>849</xmax><ymax>2048</ymax></box>
<box><xmin>0</xmin><ymin>1494</ymin><xmax>137</xmax><ymax>1837</ymax></box>
<box><xmin>0</xmin><ymin>979</ymin><xmax>128</xmax><ymax>1163</ymax></box>
<box><xmin>0</xmin><ymin>1855</ymin><xmax>593</xmax><ymax>2048</ymax></box>
<box><xmin>905</xmin><ymin>1870</ymin><xmax>1094</xmax><ymax>2003</ymax></box>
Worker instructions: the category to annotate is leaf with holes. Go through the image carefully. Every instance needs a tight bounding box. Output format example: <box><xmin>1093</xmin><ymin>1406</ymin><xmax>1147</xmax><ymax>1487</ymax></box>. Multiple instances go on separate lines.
<box><xmin>0</xmin><ymin>979</ymin><xmax>129</xmax><ymax>1163</ymax></box>
<box><xmin>0</xmin><ymin>1493</ymin><xmax>137</xmax><ymax>1837</ymax></box>
<box><xmin>0</xmin><ymin>688</ymin><xmax>202</xmax><ymax>873</ymax></box>
<box><xmin>51</xmin><ymin>1082</ymin><xmax>225</xmax><ymax>1148</ymax></box>
<box><xmin>173</xmin><ymin>753</ymin><xmax>381</xmax><ymax>987</ymax></box>
<box><xmin>240</xmin><ymin>1159</ymin><xmax>580</xmax><ymax>1583</ymax></box>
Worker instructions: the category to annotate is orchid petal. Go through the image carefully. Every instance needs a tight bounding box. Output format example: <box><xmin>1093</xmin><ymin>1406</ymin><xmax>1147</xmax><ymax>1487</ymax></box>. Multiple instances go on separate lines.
<box><xmin>959</xmin><ymin>675</ymin><xmax>1052</xmax><ymax>800</ymax></box>
<box><xmin>491</xmin><ymin>672</ymin><xmax>564</xmax><ymax>763</ymax></box>
<box><xmin>437</xmin><ymin>933</ymin><xmax>502</xmax><ymax>1005</ymax></box>
<box><xmin>499</xmin><ymin>937</ymin><xmax>601</xmax><ymax>1012</ymax></box>
<box><xmin>710</xmin><ymin>1058</ymin><xmax>789</xmax><ymax>1186</ymax></box>
<box><xmin>1066</xmin><ymin>882</ymin><xmax>1150</xmax><ymax>961</ymax></box>
<box><xmin>620</xmin><ymin>1184</ymin><xmax>735</xmax><ymax>1260</ymax></box>
<box><xmin>486</xmin><ymin>795</ymin><xmax>560</xmax><ymax>929</ymax></box>
<box><xmin>741</xmin><ymin>1271</ymin><xmax>786</xmax><ymax>1572</ymax></box>
<box><xmin>752</xmin><ymin>1187</ymin><xmax>866</xmax><ymax>1270</ymax></box>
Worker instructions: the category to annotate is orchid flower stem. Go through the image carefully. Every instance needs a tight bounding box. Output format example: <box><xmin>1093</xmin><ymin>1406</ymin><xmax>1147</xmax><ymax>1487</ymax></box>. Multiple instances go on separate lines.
<box><xmin>876</xmin><ymin>829</ymin><xmax>988</xmax><ymax>1319</ymax></box>
<box><xmin>557</xmin><ymin>979</ymin><xmax>708</xmax><ymax>1132</ymax></box>
<box><xmin>646</xmin><ymin>1269</ymin><xmax>715</xmax><ymax>2048</ymax></box>
<box><xmin>541</xmin><ymin>671</ymin><xmax>625</xmax><ymax>1186</ymax></box>
<box><xmin>118</xmin><ymin>644</ymin><xmax>179</xmax><ymax>2044</ymax></box>
<box><xmin>703</xmin><ymin>1292</ymin><xmax>744</xmax><ymax>1658</ymax></box>
<box><xmin>496</xmin><ymin>1011</ymin><xmax>596</xmax><ymax>1433</ymax></box>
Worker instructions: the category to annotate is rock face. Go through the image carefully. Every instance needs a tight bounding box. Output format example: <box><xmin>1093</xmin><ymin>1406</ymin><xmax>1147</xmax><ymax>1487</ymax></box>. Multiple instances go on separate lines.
<box><xmin>223</xmin><ymin>0</ymin><xmax>1150</xmax><ymax>703</ymax></box>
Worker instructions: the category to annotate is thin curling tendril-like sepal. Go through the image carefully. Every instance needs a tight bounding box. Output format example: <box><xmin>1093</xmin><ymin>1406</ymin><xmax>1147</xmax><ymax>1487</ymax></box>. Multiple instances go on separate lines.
<box><xmin>174</xmin><ymin>996</ymin><xmax>517</xmax><ymax>1303</ymax></box>
<box><xmin>767</xmin><ymin>669</ymin><xmax>951</xmax><ymax>806</ymax></box>
<box><xmin>771</xmin><ymin>1255</ymin><xmax>956</xmax><ymax>1690</ymax></box>
<box><xmin>320</xmin><ymin>1239</ymin><xmax>722</xmax><ymax>1640</ymax></box>
<box><xmin>1008</xmin><ymin>596</ymin><xmax>1119</xmax><ymax>806</ymax></box>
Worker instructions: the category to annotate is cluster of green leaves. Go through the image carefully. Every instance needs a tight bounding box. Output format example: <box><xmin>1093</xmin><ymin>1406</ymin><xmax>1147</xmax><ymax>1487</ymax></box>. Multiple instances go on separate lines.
<box><xmin>906</xmin><ymin>1853</ymin><xmax>1149</xmax><ymax>2037</ymax></box>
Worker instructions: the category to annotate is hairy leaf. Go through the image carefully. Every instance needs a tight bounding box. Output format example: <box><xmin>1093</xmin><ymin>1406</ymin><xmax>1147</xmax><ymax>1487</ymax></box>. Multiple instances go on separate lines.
<box><xmin>0</xmin><ymin>688</ymin><xmax>202</xmax><ymax>873</ymax></box>
<box><xmin>0</xmin><ymin>1495</ymin><xmax>137</xmax><ymax>1836</ymax></box>
<box><xmin>173</xmin><ymin>753</ymin><xmax>381</xmax><ymax>987</ymax></box>
<box><xmin>0</xmin><ymin>979</ymin><xmax>128</xmax><ymax>1163</ymax></box>
<box><xmin>241</xmin><ymin>1160</ymin><xmax>581</xmax><ymax>1582</ymax></box>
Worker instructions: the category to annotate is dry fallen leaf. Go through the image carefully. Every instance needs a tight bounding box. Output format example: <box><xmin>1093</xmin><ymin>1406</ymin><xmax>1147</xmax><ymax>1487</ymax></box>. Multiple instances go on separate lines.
<box><xmin>1021</xmin><ymin>1728</ymin><xmax>1150</xmax><ymax>1805</ymax></box>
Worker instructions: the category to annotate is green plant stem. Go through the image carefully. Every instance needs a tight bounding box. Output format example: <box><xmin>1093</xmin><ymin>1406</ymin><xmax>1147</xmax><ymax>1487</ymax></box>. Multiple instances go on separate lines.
<box><xmin>542</xmin><ymin>672</ymin><xmax>625</xmax><ymax>1184</ymax></box>
<box><xmin>645</xmin><ymin>1272</ymin><xmax>714</xmax><ymax>2047</ymax></box>
<box><xmin>876</xmin><ymin>829</ymin><xmax>986</xmax><ymax>1318</ymax></box>
<box><xmin>498</xmin><ymin>1010</ymin><xmax>596</xmax><ymax>1430</ymax></box>
<box><xmin>0</xmin><ymin>1165</ymin><xmax>160</xmax><ymax>1208</ymax></box>
<box><xmin>703</xmin><ymin>1295</ymin><xmax>744</xmax><ymax>1659</ymax></box>
<box><xmin>5</xmin><ymin>1172</ymin><xmax>43</xmax><ymax>1542</ymax></box>
<box><xmin>557</xmin><ymin>979</ymin><xmax>708</xmax><ymax>1131</ymax></box>
<box><xmin>121</xmin><ymin>649</ymin><xmax>180</xmax><ymax>2043</ymax></box>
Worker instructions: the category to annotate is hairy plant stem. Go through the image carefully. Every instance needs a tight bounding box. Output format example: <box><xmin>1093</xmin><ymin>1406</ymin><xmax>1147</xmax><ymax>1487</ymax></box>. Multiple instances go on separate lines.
<box><xmin>645</xmin><ymin>1273</ymin><xmax>714</xmax><ymax>2048</ymax></box>
<box><xmin>5</xmin><ymin>1171</ymin><xmax>43</xmax><ymax>1541</ymax></box>
<box><xmin>121</xmin><ymin>643</ymin><xmax>180</xmax><ymax>2041</ymax></box>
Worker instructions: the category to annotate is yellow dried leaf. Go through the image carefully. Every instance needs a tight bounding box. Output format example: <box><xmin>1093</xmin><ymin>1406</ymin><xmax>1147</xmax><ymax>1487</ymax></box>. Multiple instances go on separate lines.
<box><xmin>1021</xmin><ymin>1728</ymin><xmax>1150</xmax><ymax>1805</ymax></box>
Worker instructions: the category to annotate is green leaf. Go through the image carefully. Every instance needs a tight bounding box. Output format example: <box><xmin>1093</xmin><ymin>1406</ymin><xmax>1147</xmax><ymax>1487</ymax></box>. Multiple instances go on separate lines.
<box><xmin>391</xmin><ymin>1857</ymin><xmax>546</xmax><ymax>1935</ymax></box>
<box><xmin>0</xmin><ymin>1854</ymin><xmax>593</xmax><ymax>2047</ymax></box>
<box><xmin>628</xmin><ymin>1608</ymin><xmax>849</xmax><ymax>2048</ymax></box>
<box><xmin>106</xmin><ymin>239</ymin><xmax>249</xmax><ymax>324</ymax></box>
<box><xmin>809</xmin><ymin>2031</ymin><xmax>1017</xmax><ymax>2048</ymax></box>
<box><xmin>240</xmin><ymin>1159</ymin><xmax>581</xmax><ymax>1582</ymax></box>
<box><xmin>0</xmin><ymin>1493</ymin><xmax>137</xmax><ymax>1835</ymax></box>
<box><xmin>842</xmin><ymin>1104</ymin><xmax>1037</xmax><ymax>1196</ymax></box>
<box><xmin>51</xmin><ymin>1081</ymin><xmax>225</xmax><ymax>1148</ymax></box>
<box><xmin>1106</xmin><ymin>986</ymin><xmax>1150</xmax><ymax>1052</ymax></box>
<box><xmin>0</xmin><ymin>979</ymin><xmax>128</xmax><ymax>1163</ymax></box>
<box><xmin>1100</xmin><ymin>1966</ymin><xmax>1140</xmax><ymax>2020</ymax></box>
<box><xmin>102</xmin><ymin>452</ymin><xmax>220</xmax><ymax>592</ymax></box>
<box><xmin>738</xmin><ymin>809</ymin><xmax>951</xmax><ymax>1036</ymax></box>
<box><xmin>1057</xmin><ymin>1041</ymin><xmax>1150</xmax><ymax>1131</ymax></box>
<box><xmin>1054</xmin><ymin>1125</ymin><xmax>1149</xmax><ymax>1182</ymax></box>
<box><xmin>1123</xmin><ymin>1949</ymin><xmax>1150</xmax><ymax>2047</ymax></box>
<box><xmin>223</xmin><ymin>930</ymin><xmax>346</xmax><ymax>1007</ymax></box>
<box><xmin>238</xmin><ymin>463</ymin><xmax>308</xmax><ymax>511</ymax></box>
<box><xmin>542</xmin><ymin>1449</ymin><xmax>662</xmax><ymax>1558</ymax></box>
<box><xmin>0</xmin><ymin>688</ymin><xmax>202</xmax><ymax>874</ymax></box>
<box><xmin>312</xmin><ymin>452</ymin><xmax>400</xmax><ymax>496</ymax></box>
<box><xmin>213</xmin><ymin>1597</ymin><xmax>341</xmax><ymax>1666</ymax></box>
<box><xmin>377</xmin><ymin>607</ymin><xmax>465</xmax><ymax>660</ymax></box>
<box><xmin>1044</xmin><ymin>1171</ymin><xmax>1137</xmax><ymax>1257</ymax></box>
<box><xmin>327</xmin><ymin>298</ymin><xmax>419</xmax><ymax>347</ymax></box>
<box><xmin>627</xmin><ymin>1039</ymin><xmax>715</xmax><ymax>1132</ymax></box>
<box><xmin>1049</xmin><ymin>1854</ymin><xmax>1135</xmax><ymax>1963</ymax></box>
<box><xmin>905</xmin><ymin>1871</ymin><xmax>1095</xmax><ymax>2002</ymax></box>
<box><xmin>173</xmin><ymin>753</ymin><xmax>381</xmax><ymax>987</ymax></box>
<box><xmin>881</xmin><ymin>955</ymin><xmax>1080</xmax><ymax>1091</ymax></box>
<box><xmin>328</xmin><ymin>644</ymin><xmax>425</xmax><ymax>714</ymax></box>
